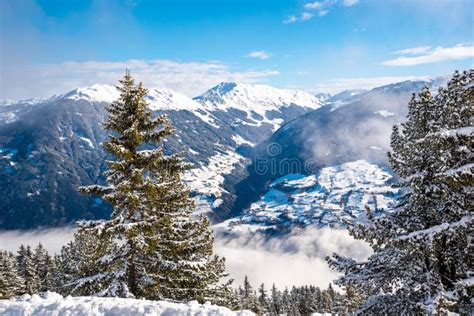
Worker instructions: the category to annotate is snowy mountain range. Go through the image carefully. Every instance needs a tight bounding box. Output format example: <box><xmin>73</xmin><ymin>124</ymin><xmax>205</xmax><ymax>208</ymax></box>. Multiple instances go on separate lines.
<box><xmin>0</xmin><ymin>82</ymin><xmax>323</xmax><ymax>229</ymax></box>
<box><xmin>0</xmin><ymin>77</ymin><xmax>446</xmax><ymax>230</ymax></box>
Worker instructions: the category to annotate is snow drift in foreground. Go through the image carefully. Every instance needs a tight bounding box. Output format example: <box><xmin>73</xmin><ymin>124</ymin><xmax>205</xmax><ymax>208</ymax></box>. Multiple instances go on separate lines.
<box><xmin>0</xmin><ymin>292</ymin><xmax>254</xmax><ymax>316</ymax></box>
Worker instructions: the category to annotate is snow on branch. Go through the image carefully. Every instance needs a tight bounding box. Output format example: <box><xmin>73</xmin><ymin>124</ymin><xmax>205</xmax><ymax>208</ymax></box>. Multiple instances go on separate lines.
<box><xmin>395</xmin><ymin>215</ymin><xmax>473</xmax><ymax>241</ymax></box>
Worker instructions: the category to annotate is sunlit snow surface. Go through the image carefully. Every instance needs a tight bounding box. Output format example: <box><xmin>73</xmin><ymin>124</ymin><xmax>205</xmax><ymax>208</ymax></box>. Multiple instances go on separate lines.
<box><xmin>185</xmin><ymin>150</ymin><xmax>248</xmax><ymax>215</ymax></box>
<box><xmin>0</xmin><ymin>292</ymin><xmax>254</xmax><ymax>316</ymax></box>
<box><xmin>185</xmin><ymin>150</ymin><xmax>245</xmax><ymax>198</ymax></box>
<box><xmin>221</xmin><ymin>160</ymin><xmax>399</xmax><ymax>232</ymax></box>
<box><xmin>196</xmin><ymin>82</ymin><xmax>322</xmax><ymax>113</ymax></box>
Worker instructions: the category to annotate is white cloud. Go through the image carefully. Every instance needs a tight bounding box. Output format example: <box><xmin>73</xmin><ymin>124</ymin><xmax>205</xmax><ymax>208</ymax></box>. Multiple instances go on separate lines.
<box><xmin>318</xmin><ymin>9</ymin><xmax>329</xmax><ymax>16</ymax></box>
<box><xmin>0</xmin><ymin>227</ymin><xmax>76</xmax><ymax>254</ymax></box>
<box><xmin>283</xmin><ymin>12</ymin><xmax>317</xmax><ymax>23</ymax></box>
<box><xmin>291</xmin><ymin>0</ymin><xmax>358</xmax><ymax>22</ymax></box>
<box><xmin>301</xmin><ymin>12</ymin><xmax>315</xmax><ymax>21</ymax></box>
<box><xmin>311</xmin><ymin>75</ymin><xmax>429</xmax><ymax>94</ymax></box>
<box><xmin>342</xmin><ymin>0</ymin><xmax>359</xmax><ymax>6</ymax></box>
<box><xmin>304</xmin><ymin>2</ymin><xmax>324</xmax><ymax>9</ymax></box>
<box><xmin>302</xmin><ymin>1</ymin><xmax>331</xmax><ymax>19</ymax></box>
<box><xmin>283</xmin><ymin>15</ymin><xmax>297</xmax><ymax>24</ymax></box>
<box><xmin>1</xmin><ymin>59</ymin><xmax>280</xmax><ymax>100</ymax></box>
<box><xmin>246</xmin><ymin>50</ymin><xmax>271</xmax><ymax>60</ymax></box>
<box><xmin>382</xmin><ymin>44</ymin><xmax>474</xmax><ymax>66</ymax></box>
<box><xmin>0</xmin><ymin>226</ymin><xmax>371</xmax><ymax>289</ymax></box>
<box><xmin>393</xmin><ymin>46</ymin><xmax>432</xmax><ymax>55</ymax></box>
<box><xmin>215</xmin><ymin>226</ymin><xmax>371</xmax><ymax>288</ymax></box>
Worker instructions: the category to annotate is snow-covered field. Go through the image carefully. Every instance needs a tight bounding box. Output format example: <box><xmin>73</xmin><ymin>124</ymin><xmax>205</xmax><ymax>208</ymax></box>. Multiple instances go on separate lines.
<box><xmin>0</xmin><ymin>292</ymin><xmax>254</xmax><ymax>316</ymax></box>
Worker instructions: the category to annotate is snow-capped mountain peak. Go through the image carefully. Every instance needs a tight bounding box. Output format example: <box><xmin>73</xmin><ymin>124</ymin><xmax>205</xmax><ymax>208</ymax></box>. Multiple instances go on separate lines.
<box><xmin>60</xmin><ymin>84</ymin><xmax>201</xmax><ymax>111</ymax></box>
<box><xmin>146</xmin><ymin>88</ymin><xmax>201</xmax><ymax>111</ymax></box>
<box><xmin>195</xmin><ymin>82</ymin><xmax>323</xmax><ymax>115</ymax></box>
<box><xmin>314</xmin><ymin>92</ymin><xmax>332</xmax><ymax>103</ymax></box>
<box><xmin>62</xmin><ymin>84</ymin><xmax>120</xmax><ymax>103</ymax></box>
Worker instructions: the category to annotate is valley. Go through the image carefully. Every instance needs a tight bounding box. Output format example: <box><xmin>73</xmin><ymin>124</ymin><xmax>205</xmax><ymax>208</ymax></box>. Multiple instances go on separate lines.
<box><xmin>0</xmin><ymin>77</ymin><xmax>445</xmax><ymax>232</ymax></box>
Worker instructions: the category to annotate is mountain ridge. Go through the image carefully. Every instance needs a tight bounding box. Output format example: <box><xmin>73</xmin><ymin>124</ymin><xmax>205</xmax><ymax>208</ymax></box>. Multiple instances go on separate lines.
<box><xmin>0</xmin><ymin>81</ymin><xmax>327</xmax><ymax>229</ymax></box>
<box><xmin>0</xmin><ymin>77</ymin><xmax>449</xmax><ymax>230</ymax></box>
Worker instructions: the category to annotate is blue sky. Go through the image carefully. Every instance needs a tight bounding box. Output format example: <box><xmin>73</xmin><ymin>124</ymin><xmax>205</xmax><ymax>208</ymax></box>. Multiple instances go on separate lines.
<box><xmin>1</xmin><ymin>0</ymin><xmax>473</xmax><ymax>99</ymax></box>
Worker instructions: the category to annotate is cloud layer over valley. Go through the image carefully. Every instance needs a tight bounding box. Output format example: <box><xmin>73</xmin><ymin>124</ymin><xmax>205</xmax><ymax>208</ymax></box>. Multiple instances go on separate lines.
<box><xmin>0</xmin><ymin>226</ymin><xmax>371</xmax><ymax>289</ymax></box>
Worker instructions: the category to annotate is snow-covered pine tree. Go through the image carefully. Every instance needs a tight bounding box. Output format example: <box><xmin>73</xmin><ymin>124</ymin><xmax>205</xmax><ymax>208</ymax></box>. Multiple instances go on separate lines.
<box><xmin>312</xmin><ymin>286</ymin><xmax>322</xmax><ymax>311</ymax></box>
<box><xmin>299</xmin><ymin>286</ymin><xmax>317</xmax><ymax>314</ymax></box>
<box><xmin>78</xmin><ymin>71</ymin><xmax>229</xmax><ymax>302</ymax></box>
<box><xmin>280</xmin><ymin>287</ymin><xmax>291</xmax><ymax>314</ymax></box>
<box><xmin>429</xmin><ymin>70</ymin><xmax>474</xmax><ymax>312</ymax></box>
<box><xmin>269</xmin><ymin>283</ymin><xmax>281</xmax><ymax>315</ymax></box>
<box><xmin>240</xmin><ymin>275</ymin><xmax>253</xmax><ymax>309</ymax></box>
<box><xmin>257</xmin><ymin>283</ymin><xmax>269</xmax><ymax>313</ymax></box>
<box><xmin>59</xmin><ymin>228</ymin><xmax>115</xmax><ymax>296</ymax></box>
<box><xmin>33</xmin><ymin>243</ymin><xmax>53</xmax><ymax>292</ymax></box>
<box><xmin>320</xmin><ymin>288</ymin><xmax>333</xmax><ymax>313</ymax></box>
<box><xmin>327</xmin><ymin>70</ymin><xmax>474</xmax><ymax>314</ymax></box>
<box><xmin>151</xmin><ymin>213</ymin><xmax>230</xmax><ymax>303</ymax></box>
<box><xmin>49</xmin><ymin>254</ymin><xmax>65</xmax><ymax>293</ymax></box>
<box><xmin>17</xmin><ymin>245</ymin><xmax>40</xmax><ymax>295</ymax></box>
<box><xmin>289</xmin><ymin>286</ymin><xmax>301</xmax><ymax>315</ymax></box>
<box><xmin>0</xmin><ymin>251</ymin><xmax>24</xmax><ymax>298</ymax></box>
<box><xmin>344</xmin><ymin>284</ymin><xmax>365</xmax><ymax>313</ymax></box>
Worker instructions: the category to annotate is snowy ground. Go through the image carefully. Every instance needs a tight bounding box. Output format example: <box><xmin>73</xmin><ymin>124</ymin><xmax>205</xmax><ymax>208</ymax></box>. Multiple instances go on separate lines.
<box><xmin>185</xmin><ymin>150</ymin><xmax>248</xmax><ymax>215</ymax></box>
<box><xmin>0</xmin><ymin>292</ymin><xmax>254</xmax><ymax>316</ymax></box>
<box><xmin>219</xmin><ymin>160</ymin><xmax>399</xmax><ymax>232</ymax></box>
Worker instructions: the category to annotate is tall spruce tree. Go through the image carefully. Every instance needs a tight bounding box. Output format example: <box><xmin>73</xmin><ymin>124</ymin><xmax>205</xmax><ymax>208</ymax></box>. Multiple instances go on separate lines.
<box><xmin>269</xmin><ymin>283</ymin><xmax>281</xmax><ymax>315</ymax></box>
<box><xmin>33</xmin><ymin>243</ymin><xmax>53</xmax><ymax>292</ymax></box>
<box><xmin>0</xmin><ymin>251</ymin><xmax>24</xmax><ymax>298</ymax></box>
<box><xmin>240</xmin><ymin>275</ymin><xmax>255</xmax><ymax>309</ymax></box>
<box><xmin>327</xmin><ymin>70</ymin><xmax>473</xmax><ymax>314</ymax></box>
<box><xmin>77</xmin><ymin>71</ymin><xmax>229</xmax><ymax>302</ymax></box>
<box><xmin>280</xmin><ymin>287</ymin><xmax>291</xmax><ymax>314</ymax></box>
<box><xmin>17</xmin><ymin>245</ymin><xmax>40</xmax><ymax>295</ymax></box>
<box><xmin>257</xmin><ymin>283</ymin><xmax>269</xmax><ymax>313</ymax></box>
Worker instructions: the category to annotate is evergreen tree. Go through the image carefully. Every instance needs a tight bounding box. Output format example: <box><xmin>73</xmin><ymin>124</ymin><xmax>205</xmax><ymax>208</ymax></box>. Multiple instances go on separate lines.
<box><xmin>312</xmin><ymin>286</ymin><xmax>322</xmax><ymax>311</ymax></box>
<box><xmin>231</xmin><ymin>288</ymin><xmax>244</xmax><ymax>311</ymax></box>
<box><xmin>17</xmin><ymin>245</ymin><xmax>40</xmax><ymax>294</ymax></box>
<box><xmin>289</xmin><ymin>286</ymin><xmax>302</xmax><ymax>315</ymax></box>
<box><xmin>344</xmin><ymin>284</ymin><xmax>364</xmax><ymax>313</ymax></box>
<box><xmin>240</xmin><ymin>275</ymin><xmax>255</xmax><ymax>309</ymax></box>
<box><xmin>59</xmin><ymin>228</ymin><xmax>114</xmax><ymax>296</ymax></box>
<box><xmin>78</xmin><ymin>71</ymin><xmax>229</xmax><ymax>301</ymax></box>
<box><xmin>320</xmin><ymin>289</ymin><xmax>333</xmax><ymax>312</ymax></box>
<box><xmin>327</xmin><ymin>70</ymin><xmax>474</xmax><ymax>314</ymax></box>
<box><xmin>0</xmin><ymin>251</ymin><xmax>24</xmax><ymax>298</ymax></box>
<box><xmin>51</xmin><ymin>254</ymin><xmax>65</xmax><ymax>293</ymax></box>
<box><xmin>280</xmin><ymin>287</ymin><xmax>291</xmax><ymax>314</ymax></box>
<box><xmin>257</xmin><ymin>283</ymin><xmax>269</xmax><ymax>313</ymax></box>
<box><xmin>33</xmin><ymin>243</ymin><xmax>52</xmax><ymax>292</ymax></box>
<box><xmin>269</xmin><ymin>283</ymin><xmax>281</xmax><ymax>315</ymax></box>
<box><xmin>305</xmin><ymin>285</ymin><xmax>320</xmax><ymax>313</ymax></box>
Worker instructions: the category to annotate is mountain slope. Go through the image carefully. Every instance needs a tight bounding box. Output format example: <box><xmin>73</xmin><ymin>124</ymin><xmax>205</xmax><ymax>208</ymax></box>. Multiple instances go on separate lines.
<box><xmin>225</xmin><ymin>77</ymin><xmax>447</xmax><ymax>223</ymax></box>
<box><xmin>0</xmin><ymin>82</ymin><xmax>323</xmax><ymax>229</ymax></box>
